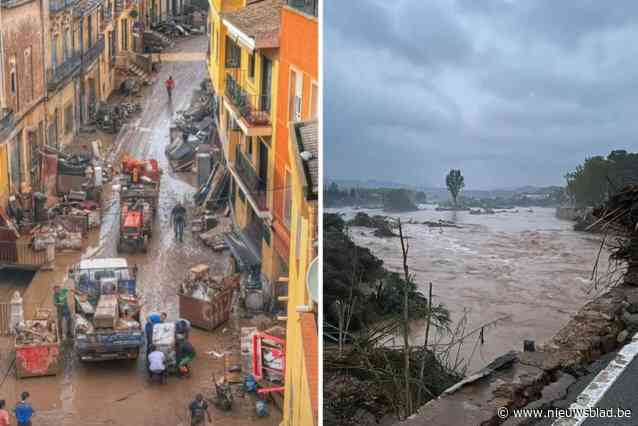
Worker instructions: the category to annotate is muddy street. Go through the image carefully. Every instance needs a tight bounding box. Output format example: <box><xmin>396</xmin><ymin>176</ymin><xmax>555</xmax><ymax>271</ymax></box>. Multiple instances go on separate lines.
<box><xmin>0</xmin><ymin>36</ymin><xmax>281</xmax><ymax>426</ymax></box>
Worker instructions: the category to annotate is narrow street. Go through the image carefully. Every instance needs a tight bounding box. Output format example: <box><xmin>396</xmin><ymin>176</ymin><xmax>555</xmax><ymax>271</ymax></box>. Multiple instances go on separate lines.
<box><xmin>0</xmin><ymin>36</ymin><xmax>281</xmax><ymax>426</ymax></box>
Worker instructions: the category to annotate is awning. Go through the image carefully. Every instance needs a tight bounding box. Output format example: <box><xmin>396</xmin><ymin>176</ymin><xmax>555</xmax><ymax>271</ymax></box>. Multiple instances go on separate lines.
<box><xmin>224</xmin><ymin>231</ymin><xmax>260</xmax><ymax>271</ymax></box>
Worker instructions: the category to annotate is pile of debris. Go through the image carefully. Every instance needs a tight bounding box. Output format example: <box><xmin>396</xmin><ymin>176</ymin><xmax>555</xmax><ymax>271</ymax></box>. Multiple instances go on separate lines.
<box><xmin>32</xmin><ymin>224</ymin><xmax>82</xmax><ymax>251</ymax></box>
<box><xmin>152</xmin><ymin>18</ymin><xmax>204</xmax><ymax>39</ymax></box>
<box><xmin>592</xmin><ymin>184</ymin><xmax>638</xmax><ymax>284</ymax></box>
<box><xmin>180</xmin><ymin>264</ymin><xmax>228</xmax><ymax>301</ymax></box>
<box><xmin>166</xmin><ymin>79</ymin><xmax>218</xmax><ymax>170</ymax></box>
<box><xmin>94</xmin><ymin>100</ymin><xmax>142</xmax><ymax>133</ymax></box>
<box><xmin>15</xmin><ymin>319</ymin><xmax>58</xmax><ymax>345</ymax></box>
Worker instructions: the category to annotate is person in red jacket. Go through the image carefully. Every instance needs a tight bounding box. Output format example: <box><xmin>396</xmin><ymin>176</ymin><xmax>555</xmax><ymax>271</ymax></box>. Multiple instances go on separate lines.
<box><xmin>165</xmin><ymin>76</ymin><xmax>175</xmax><ymax>100</ymax></box>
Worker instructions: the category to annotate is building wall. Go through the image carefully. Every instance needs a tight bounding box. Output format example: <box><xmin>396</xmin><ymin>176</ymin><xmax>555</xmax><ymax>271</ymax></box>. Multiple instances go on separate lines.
<box><xmin>278</xmin><ymin>7</ymin><xmax>319</xmax><ymax>426</ymax></box>
<box><xmin>0</xmin><ymin>0</ymin><xmax>48</xmax><ymax>194</ymax></box>
<box><xmin>281</xmin><ymin>154</ymin><xmax>318</xmax><ymax>426</ymax></box>
<box><xmin>211</xmin><ymin>1</ymin><xmax>281</xmax><ymax>288</ymax></box>
<box><xmin>273</xmin><ymin>6</ymin><xmax>318</xmax><ymax>268</ymax></box>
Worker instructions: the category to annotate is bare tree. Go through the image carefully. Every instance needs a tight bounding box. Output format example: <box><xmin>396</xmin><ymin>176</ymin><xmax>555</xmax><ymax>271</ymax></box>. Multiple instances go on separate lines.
<box><xmin>397</xmin><ymin>219</ymin><xmax>412</xmax><ymax>417</ymax></box>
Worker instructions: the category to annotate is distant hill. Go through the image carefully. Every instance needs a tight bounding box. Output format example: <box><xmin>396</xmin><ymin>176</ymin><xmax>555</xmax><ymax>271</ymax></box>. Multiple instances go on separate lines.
<box><xmin>328</xmin><ymin>178</ymin><xmax>415</xmax><ymax>190</ymax></box>
<box><xmin>326</xmin><ymin>178</ymin><xmax>563</xmax><ymax>203</ymax></box>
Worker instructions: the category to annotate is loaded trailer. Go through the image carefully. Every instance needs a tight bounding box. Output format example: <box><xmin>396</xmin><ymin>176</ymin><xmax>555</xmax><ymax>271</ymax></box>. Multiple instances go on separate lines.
<box><xmin>69</xmin><ymin>258</ymin><xmax>144</xmax><ymax>361</ymax></box>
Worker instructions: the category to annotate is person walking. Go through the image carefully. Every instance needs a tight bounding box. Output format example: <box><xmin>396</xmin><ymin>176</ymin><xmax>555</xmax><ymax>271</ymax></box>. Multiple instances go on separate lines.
<box><xmin>170</xmin><ymin>201</ymin><xmax>187</xmax><ymax>242</ymax></box>
<box><xmin>165</xmin><ymin>76</ymin><xmax>175</xmax><ymax>100</ymax></box>
<box><xmin>0</xmin><ymin>400</ymin><xmax>9</xmax><ymax>426</ymax></box>
<box><xmin>13</xmin><ymin>392</ymin><xmax>34</xmax><ymax>426</ymax></box>
<box><xmin>188</xmin><ymin>394</ymin><xmax>211</xmax><ymax>426</ymax></box>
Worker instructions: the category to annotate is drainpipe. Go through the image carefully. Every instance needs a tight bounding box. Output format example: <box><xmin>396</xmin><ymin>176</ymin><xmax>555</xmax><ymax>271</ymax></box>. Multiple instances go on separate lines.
<box><xmin>38</xmin><ymin>0</ymin><xmax>48</xmax><ymax>192</ymax></box>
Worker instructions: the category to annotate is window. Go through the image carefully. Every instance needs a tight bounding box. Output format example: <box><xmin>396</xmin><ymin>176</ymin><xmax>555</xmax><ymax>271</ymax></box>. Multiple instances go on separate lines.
<box><xmin>225</xmin><ymin>37</ymin><xmax>241</xmax><ymax>68</ymax></box>
<box><xmin>122</xmin><ymin>18</ymin><xmax>129</xmax><ymax>51</ymax></box>
<box><xmin>296</xmin><ymin>217</ymin><xmax>304</xmax><ymax>260</ymax></box>
<box><xmin>9</xmin><ymin>58</ymin><xmax>17</xmax><ymax>96</ymax></box>
<box><xmin>248</xmin><ymin>53</ymin><xmax>255</xmax><ymax>80</ymax></box>
<box><xmin>263</xmin><ymin>224</ymin><xmax>271</xmax><ymax>246</ymax></box>
<box><xmin>64</xmin><ymin>30</ymin><xmax>71</xmax><ymax>61</ymax></box>
<box><xmin>310</xmin><ymin>82</ymin><xmax>318</xmax><ymax>120</ymax></box>
<box><xmin>88</xmin><ymin>16</ymin><xmax>94</xmax><ymax>48</ymax></box>
<box><xmin>52</xmin><ymin>35</ymin><xmax>59</xmax><ymax>67</ymax></box>
<box><xmin>284</xmin><ymin>169</ymin><xmax>292</xmax><ymax>228</ymax></box>
<box><xmin>289</xmin><ymin>69</ymin><xmax>302</xmax><ymax>122</ymax></box>
<box><xmin>64</xmin><ymin>104</ymin><xmax>73</xmax><ymax>135</ymax></box>
<box><xmin>24</xmin><ymin>48</ymin><xmax>33</xmax><ymax>101</ymax></box>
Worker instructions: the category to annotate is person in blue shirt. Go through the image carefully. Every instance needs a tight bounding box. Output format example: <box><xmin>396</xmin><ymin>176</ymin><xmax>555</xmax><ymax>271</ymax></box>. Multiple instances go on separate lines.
<box><xmin>145</xmin><ymin>313</ymin><xmax>162</xmax><ymax>353</ymax></box>
<box><xmin>13</xmin><ymin>391</ymin><xmax>34</xmax><ymax>426</ymax></box>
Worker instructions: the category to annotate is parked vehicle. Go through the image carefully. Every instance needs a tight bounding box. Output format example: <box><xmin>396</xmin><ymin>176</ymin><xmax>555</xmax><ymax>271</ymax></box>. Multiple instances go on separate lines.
<box><xmin>117</xmin><ymin>157</ymin><xmax>161</xmax><ymax>253</ymax></box>
<box><xmin>69</xmin><ymin>258</ymin><xmax>143</xmax><ymax>361</ymax></box>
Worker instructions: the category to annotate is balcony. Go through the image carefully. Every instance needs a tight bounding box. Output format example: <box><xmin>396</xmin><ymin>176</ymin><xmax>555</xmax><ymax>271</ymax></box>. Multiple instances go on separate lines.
<box><xmin>225</xmin><ymin>71</ymin><xmax>271</xmax><ymax>127</ymax></box>
<box><xmin>101</xmin><ymin>9</ymin><xmax>113</xmax><ymax>29</ymax></box>
<box><xmin>0</xmin><ymin>109</ymin><xmax>14</xmax><ymax>133</ymax></box>
<box><xmin>81</xmin><ymin>36</ymin><xmax>105</xmax><ymax>70</ymax></box>
<box><xmin>0</xmin><ymin>0</ymin><xmax>35</xmax><ymax>8</ymax></box>
<box><xmin>287</xmin><ymin>0</ymin><xmax>317</xmax><ymax>17</ymax></box>
<box><xmin>234</xmin><ymin>149</ymin><xmax>268</xmax><ymax>212</ymax></box>
<box><xmin>49</xmin><ymin>0</ymin><xmax>74</xmax><ymax>12</ymax></box>
<box><xmin>47</xmin><ymin>55</ymin><xmax>81</xmax><ymax>91</ymax></box>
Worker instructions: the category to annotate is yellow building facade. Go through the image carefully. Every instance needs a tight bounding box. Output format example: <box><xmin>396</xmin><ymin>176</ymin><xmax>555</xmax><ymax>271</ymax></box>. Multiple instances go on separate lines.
<box><xmin>208</xmin><ymin>0</ymin><xmax>285</xmax><ymax>300</ymax></box>
<box><xmin>281</xmin><ymin>119</ymin><xmax>318</xmax><ymax>426</ymax></box>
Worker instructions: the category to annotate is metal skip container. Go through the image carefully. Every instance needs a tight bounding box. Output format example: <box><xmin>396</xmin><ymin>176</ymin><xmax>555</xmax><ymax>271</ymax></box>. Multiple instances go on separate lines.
<box><xmin>178</xmin><ymin>274</ymin><xmax>239</xmax><ymax>331</ymax></box>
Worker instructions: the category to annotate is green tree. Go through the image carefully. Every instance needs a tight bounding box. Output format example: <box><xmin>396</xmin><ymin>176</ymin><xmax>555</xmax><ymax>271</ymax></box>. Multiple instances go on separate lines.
<box><xmin>564</xmin><ymin>156</ymin><xmax>610</xmax><ymax>207</ymax></box>
<box><xmin>446</xmin><ymin>169</ymin><xmax>465</xmax><ymax>207</ymax></box>
<box><xmin>383</xmin><ymin>189</ymin><xmax>418</xmax><ymax>212</ymax></box>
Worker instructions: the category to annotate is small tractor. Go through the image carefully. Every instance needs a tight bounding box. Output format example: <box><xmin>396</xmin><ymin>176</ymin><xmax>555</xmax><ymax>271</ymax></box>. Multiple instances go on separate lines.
<box><xmin>117</xmin><ymin>155</ymin><xmax>161</xmax><ymax>253</ymax></box>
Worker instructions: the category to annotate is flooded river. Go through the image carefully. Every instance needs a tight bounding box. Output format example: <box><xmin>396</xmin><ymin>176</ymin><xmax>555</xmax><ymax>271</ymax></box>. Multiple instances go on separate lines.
<box><xmin>330</xmin><ymin>206</ymin><xmax>608</xmax><ymax>372</ymax></box>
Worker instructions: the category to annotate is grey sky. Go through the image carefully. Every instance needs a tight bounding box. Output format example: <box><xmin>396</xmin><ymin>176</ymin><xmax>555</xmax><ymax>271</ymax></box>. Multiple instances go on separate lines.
<box><xmin>324</xmin><ymin>0</ymin><xmax>638</xmax><ymax>190</ymax></box>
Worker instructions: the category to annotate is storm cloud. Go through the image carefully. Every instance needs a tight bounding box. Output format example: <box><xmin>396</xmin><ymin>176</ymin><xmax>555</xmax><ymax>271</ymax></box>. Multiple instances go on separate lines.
<box><xmin>324</xmin><ymin>0</ymin><xmax>638</xmax><ymax>189</ymax></box>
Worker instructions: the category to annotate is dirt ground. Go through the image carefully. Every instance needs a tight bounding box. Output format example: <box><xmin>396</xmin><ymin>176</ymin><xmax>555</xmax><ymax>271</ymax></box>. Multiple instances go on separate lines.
<box><xmin>0</xmin><ymin>36</ymin><xmax>282</xmax><ymax>426</ymax></box>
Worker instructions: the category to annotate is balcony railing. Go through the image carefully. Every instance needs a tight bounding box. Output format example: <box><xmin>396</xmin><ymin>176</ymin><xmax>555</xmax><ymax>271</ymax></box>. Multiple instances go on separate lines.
<box><xmin>0</xmin><ymin>110</ymin><xmax>14</xmax><ymax>132</ymax></box>
<box><xmin>287</xmin><ymin>0</ymin><xmax>317</xmax><ymax>17</ymax></box>
<box><xmin>81</xmin><ymin>36</ymin><xmax>105</xmax><ymax>69</ymax></box>
<box><xmin>0</xmin><ymin>0</ymin><xmax>34</xmax><ymax>8</ymax></box>
<box><xmin>225</xmin><ymin>71</ymin><xmax>271</xmax><ymax>126</ymax></box>
<box><xmin>101</xmin><ymin>9</ymin><xmax>113</xmax><ymax>29</ymax></box>
<box><xmin>47</xmin><ymin>55</ymin><xmax>81</xmax><ymax>90</ymax></box>
<box><xmin>49</xmin><ymin>0</ymin><xmax>74</xmax><ymax>12</ymax></box>
<box><xmin>234</xmin><ymin>149</ymin><xmax>268</xmax><ymax>211</ymax></box>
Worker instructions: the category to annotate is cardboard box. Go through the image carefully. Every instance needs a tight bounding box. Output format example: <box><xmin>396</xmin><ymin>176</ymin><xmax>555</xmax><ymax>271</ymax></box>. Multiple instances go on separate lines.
<box><xmin>94</xmin><ymin>295</ymin><xmax>119</xmax><ymax>329</ymax></box>
<box><xmin>189</xmin><ymin>264</ymin><xmax>209</xmax><ymax>281</ymax></box>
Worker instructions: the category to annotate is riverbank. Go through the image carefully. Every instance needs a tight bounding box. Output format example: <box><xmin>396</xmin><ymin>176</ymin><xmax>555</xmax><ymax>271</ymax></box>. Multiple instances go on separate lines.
<box><xmin>399</xmin><ymin>281</ymin><xmax>638</xmax><ymax>425</ymax></box>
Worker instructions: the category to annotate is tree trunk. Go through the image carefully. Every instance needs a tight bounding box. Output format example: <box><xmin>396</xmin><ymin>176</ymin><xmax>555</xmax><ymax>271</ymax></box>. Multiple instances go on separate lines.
<box><xmin>398</xmin><ymin>220</ymin><xmax>412</xmax><ymax>417</ymax></box>
<box><xmin>417</xmin><ymin>282</ymin><xmax>433</xmax><ymax>404</ymax></box>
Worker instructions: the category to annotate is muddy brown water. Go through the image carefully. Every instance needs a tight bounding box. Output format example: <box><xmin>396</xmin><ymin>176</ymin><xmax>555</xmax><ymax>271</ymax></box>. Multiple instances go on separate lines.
<box><xmin>331</xmin><ymin>206</ymin><xmax>610</xmax><ymax>373</ymax></box>
<box><xmin>0</xmin><ymin>36</ymin><xmax>280</xmax><ymax>426</ymax></box>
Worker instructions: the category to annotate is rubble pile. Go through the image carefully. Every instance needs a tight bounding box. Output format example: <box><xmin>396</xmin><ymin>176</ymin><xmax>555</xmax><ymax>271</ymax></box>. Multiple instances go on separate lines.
<box><xmin>15</xmin><ymin>320</ymin><xmax>58</xmax><ymax>345</ymax></box>
<box><xmin>593</xmin><ymin>185</ymin><xmax>638</xmax><ymax>283</ymax></box>
<box><xmin>166</xmin><ymin>79</ymin><xmax>217</xmax><ymax>170</ymax></box>
<box><xmin>95</xmin><ymin>100</ymin><xmax>143</xmax><ymax>133</ymax></box>
<box><xmin>180</xmin><ymin>264</ymin><xmax>227</xmax><ymax>301</ymax></box>
<box><xmin>32</xmin><ymin>224</ymin><xmax>82</xmax><ymax>251</ymax></box>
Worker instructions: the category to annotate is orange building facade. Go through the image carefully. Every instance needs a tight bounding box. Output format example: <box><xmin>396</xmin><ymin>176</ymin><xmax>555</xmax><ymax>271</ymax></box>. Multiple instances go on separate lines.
<box><xmin>273</xmin><ymin>3</ymin><xmax>318</xmax><ymax>275</ymax></box>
